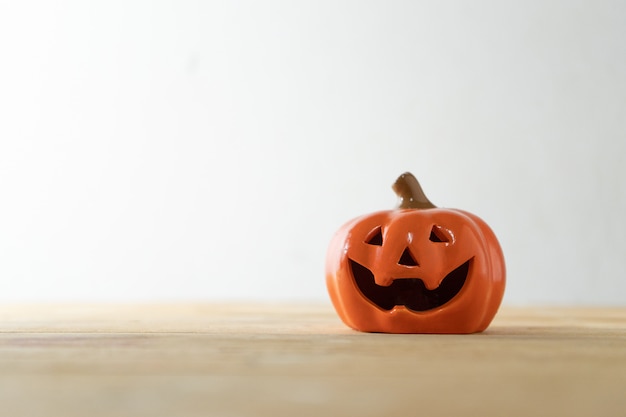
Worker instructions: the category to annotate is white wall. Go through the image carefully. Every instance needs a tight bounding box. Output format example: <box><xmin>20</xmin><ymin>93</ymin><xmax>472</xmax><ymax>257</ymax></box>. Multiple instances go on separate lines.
<box><xmin>1</xmin><ymin>1</ymin><xmax>624</xmax><ymax>305</ymax></box>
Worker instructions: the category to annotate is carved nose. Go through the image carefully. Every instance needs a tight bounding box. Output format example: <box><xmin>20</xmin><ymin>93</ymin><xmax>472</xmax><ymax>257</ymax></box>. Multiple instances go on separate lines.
<box><xmin>398</xmin><ymin>247</ymin><xmax>419</xmax><ymax>266</ymax></box>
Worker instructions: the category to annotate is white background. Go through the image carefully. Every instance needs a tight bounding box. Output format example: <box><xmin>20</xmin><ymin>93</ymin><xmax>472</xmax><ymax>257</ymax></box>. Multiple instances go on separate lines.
<box><xmin>1</xmin><ymin>1</ymin><xmax>624</xmax><ymax>305</ymax></box>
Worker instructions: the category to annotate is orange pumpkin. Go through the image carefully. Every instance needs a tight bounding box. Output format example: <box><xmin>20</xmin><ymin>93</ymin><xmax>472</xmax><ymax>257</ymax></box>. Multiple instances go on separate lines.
<box><xmin>325</xmin><ymin>173</ymin><xmax>505</xmax><ymax>333</ymax></box>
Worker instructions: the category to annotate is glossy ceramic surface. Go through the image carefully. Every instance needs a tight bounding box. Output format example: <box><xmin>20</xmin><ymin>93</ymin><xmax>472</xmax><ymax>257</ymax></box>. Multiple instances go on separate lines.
<box><xmin>325</xmin><ymin>173</ymin><xmax>505</xmax><ymax>334</ymax></box>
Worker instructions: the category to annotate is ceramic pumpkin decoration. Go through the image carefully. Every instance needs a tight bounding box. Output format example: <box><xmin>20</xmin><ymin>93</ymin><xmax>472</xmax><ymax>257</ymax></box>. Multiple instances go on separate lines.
<box><xmin>326</xmin><ymin>172</ymin><xmax>505</xmax><ymax>334</ymax></box>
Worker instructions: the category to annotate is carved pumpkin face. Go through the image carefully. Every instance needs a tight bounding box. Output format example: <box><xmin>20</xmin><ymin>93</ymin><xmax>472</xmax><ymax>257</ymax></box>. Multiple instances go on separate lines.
<box><xmin>326</xmin><ymin>173</ymin><xmax>505</xmax><ymax>334</ymax></box>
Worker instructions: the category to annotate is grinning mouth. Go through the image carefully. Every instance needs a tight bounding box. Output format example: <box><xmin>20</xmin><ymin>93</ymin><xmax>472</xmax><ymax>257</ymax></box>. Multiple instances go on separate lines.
<box><xmin>349</xmin><ymin>258</ymin><xmax>472</xmax><ymax>311</ymax></box>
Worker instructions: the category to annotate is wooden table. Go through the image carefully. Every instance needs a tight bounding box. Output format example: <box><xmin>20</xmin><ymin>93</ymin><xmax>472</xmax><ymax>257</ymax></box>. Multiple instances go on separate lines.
<box><xmin>0</xmin><ymin>304</ymin><xmax>624</xmax><ymax>417</ymax></box>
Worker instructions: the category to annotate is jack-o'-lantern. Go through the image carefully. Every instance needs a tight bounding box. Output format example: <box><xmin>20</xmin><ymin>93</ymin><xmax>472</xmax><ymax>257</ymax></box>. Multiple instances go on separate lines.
<box><xmin>325</xmin><ymin>172</ymin><xmax>505</xmax><ymax>333</ymax></box>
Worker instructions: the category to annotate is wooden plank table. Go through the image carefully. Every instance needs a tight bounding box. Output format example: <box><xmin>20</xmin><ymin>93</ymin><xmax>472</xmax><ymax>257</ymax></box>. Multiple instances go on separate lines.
<box><xmin>0</xmin><ymin>304</ymin><xmax>625</xmax><ymax>417</ymax></box>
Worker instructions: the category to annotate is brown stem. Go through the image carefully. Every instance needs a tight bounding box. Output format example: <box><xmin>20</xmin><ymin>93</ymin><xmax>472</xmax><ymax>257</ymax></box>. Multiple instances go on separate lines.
<box><xmin>392</xmin><ymin>172</ymin><xmax>436</xmax><ymax>209</ymax></box>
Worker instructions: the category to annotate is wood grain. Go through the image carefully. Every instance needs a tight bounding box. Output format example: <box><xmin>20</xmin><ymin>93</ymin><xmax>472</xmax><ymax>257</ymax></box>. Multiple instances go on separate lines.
<box><xmin>1</xmin><ymin>304</ymin><xmax>625</xmax><ymax>417</ymax></box>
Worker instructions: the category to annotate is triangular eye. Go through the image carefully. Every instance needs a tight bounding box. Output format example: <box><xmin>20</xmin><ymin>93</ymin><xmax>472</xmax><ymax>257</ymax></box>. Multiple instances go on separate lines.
<box><xmin>365</xmin><ymin>226</ymin><xmax>383</xmax><ymax>246</ymax></box>
<box><xmin>398</xmin><ymin>248</ymin><xmax>418</xmax><ymax>266</ymax></box>
<box><xmin>429</xmin><ymin>225</ymin><xmax>450</xmax><ymax>243</ymax></box>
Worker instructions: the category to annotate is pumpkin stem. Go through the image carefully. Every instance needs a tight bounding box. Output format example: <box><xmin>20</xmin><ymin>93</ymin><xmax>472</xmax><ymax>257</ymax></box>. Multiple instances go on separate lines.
<box><xmin>392</xmin><ymin>172</ymin><xmax>436</xmax><ymax>209</ymax></box>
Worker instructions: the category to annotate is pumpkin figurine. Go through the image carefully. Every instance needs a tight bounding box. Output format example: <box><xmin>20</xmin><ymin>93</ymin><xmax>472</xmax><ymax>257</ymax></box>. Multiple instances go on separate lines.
<box><xmin>325</xmin><ymin>172</ymin><xmax>505</xmax><ymax>333</ymax></box>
